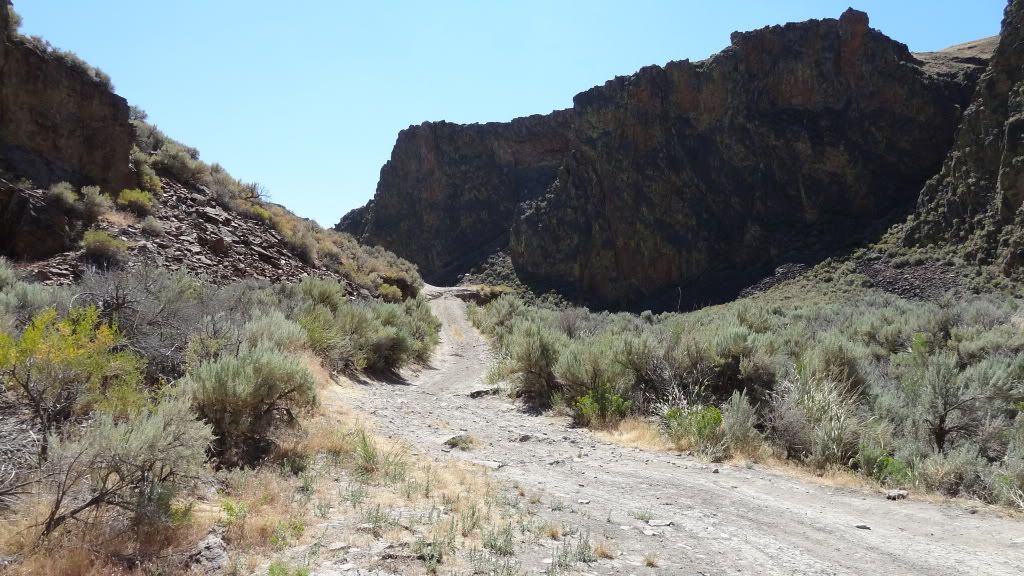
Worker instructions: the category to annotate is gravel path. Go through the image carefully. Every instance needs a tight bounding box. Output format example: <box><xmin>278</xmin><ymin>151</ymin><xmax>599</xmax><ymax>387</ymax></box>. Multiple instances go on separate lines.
<box><xmin>353</xmin><ymin>286</ymin><xmax>1024</xmax><ymax>575</ymax></box>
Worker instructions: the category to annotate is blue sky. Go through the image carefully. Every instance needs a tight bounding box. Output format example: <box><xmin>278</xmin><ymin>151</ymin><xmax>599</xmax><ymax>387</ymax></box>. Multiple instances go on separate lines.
<box><xmin>17</xmin><ymin>1</ymin><xmax>1006</xmax><ymax>226</ymax></box>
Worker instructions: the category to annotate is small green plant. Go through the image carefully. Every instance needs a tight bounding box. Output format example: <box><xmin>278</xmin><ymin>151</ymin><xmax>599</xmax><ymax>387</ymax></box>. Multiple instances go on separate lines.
<box><xmin>414</xmin><ymin>538</ymin><xmax>446</xmax><ymax>573</ymax></box>
<box><xmin>631</xmin><ymin>508</ymin><xmax>653</xmax><ymax>522</ymax></box>
<box><xmin>117</xmin><ymin>188</ymin><xmax>155</xmax><ymax>215</ymax></box>
<box><xmin>221</xmin><ymin>498</ymin><xmax>250</xmax><ymax>524</ymax></box>
<box><xmin>482</xmin><ymin>523</ymin><xmax>516</xmax><ymax>556</ymax></box>
<box><xmin>361</xmin><ymin>504</ymin><xmax>394</xmax><ymax>535</ymax></box>
<box><xmin>444</xmin><ymin>434</ymin><xmax>475</xmax><ymax>451</ymax></box>
<box><xmin>270</xmin><ymin>518</ymin><xmax>306</xmax><ymax>550</ymax></box>
<box><xmin>267</xmin><ymin>560</ymin><xmax>310</xmax><ymax>576</ymax></box>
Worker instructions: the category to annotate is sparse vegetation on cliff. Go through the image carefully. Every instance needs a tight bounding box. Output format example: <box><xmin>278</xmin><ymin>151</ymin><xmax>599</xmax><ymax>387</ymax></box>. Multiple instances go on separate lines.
<box><xmin>127</xmin><ymin>107</ymin><xmax>424</xmax><ymax>299</ymax></box>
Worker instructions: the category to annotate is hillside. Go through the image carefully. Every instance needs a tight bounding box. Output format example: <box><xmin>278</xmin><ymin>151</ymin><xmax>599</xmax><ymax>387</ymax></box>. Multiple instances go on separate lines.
<box><xmin>0</xmin><ymin>4</ymin><xmax>421</xmax><ymax>301</ymax></box>
<box><xmin>340</xmin><ymin>9</ymin><xmax>994</xmax><ymax>309</ymax></box>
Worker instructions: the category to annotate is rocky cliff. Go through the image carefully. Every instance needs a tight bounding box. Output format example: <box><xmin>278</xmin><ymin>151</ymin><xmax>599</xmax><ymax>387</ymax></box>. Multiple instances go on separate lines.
<box><xmin>342</xmin><ymin>112</ymin><xmax>574</xmax><ymax>281</ymax></box>
<box><xmin>901</xmin><ymin>0</ymin><xmax>1024</xmax><ymax>273</ymax></box>
<box><xmin>341</xmin><ymin>9</ymin><xmax>993</xmax><ymax>308</ymax></box>
<box><xmin>0</xmin><ymin>2</ymin><xmax>133</xmax><ymax>193</ymax></box>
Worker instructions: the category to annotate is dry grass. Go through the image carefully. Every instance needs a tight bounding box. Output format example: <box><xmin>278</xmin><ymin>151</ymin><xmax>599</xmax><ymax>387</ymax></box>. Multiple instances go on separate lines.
<box><xmin>2</xmin><ymin>488</ymin><xmax>211</xmax><ymax>576</ymax></box>
<box><xmin>644</xmin><ymin>553</ymin><xmax>659</xmax><ymax>567</ymax></box>
<box><xmin>220</xmin><ymin>358</ymin><xmax>520</xmax><ymax>571</ymax></box>
<box><xmin>595</xmin><ymin>418</ymin><xmax>671</xmax><ymax>451</ymax></box>
<box><xmin>594</xmin><ymin>540</ymin><xmax>615</xmax><ymax>559</ymax></box>
<box><xmin>542</xmin><ymin>522</ymin><xmax>562</xmax><ymax>540</ymax></box>
<box><xmin>98</xmin><ymin>210</ymin><xmax>138</xmax><ymax>227</ymax></box>
<box><xmin>217</xmin><ymin>469</ymin><xmax>309</xmax><ymax>553</ymax></box>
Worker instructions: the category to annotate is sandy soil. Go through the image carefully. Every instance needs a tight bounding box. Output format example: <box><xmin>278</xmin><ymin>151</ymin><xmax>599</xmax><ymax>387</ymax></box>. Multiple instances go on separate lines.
<box><xmin>343</xmin><ymin>286</ymin><xmax>1024</xmax><ymax>575</ymax></box>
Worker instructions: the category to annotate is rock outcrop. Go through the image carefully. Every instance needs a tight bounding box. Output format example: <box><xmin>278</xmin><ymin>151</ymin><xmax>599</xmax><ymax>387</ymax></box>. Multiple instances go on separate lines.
<box><xmin>341</xmin><ymin>112</ymin><xmax>574</xmax><ymax>281</ymax></box>
<box><xmin>341</xmin><ymin>9</ymin><xmax>993</xmax><ymax>309</ymax></box>
<box><xmin>0</xmin><ymin>2</ymin><xmax>133</xmax><ymax>192</ymax></box>
<box><xmin>902</xmin><ymin>0</ymin><xmax>1024</xmax><ymax>272</ymax></box>
<box><xmin>0</xmin><ymin>181</ymin><xmax>80</xmax><ymax>259</ymax></box>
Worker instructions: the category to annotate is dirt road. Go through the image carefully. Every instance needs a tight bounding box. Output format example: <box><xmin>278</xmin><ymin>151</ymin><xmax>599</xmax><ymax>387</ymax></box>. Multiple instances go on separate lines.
<box><xmin>356</xmin><ymin>286</ymin><xmax>1024</xmax><ymax>575</ymax></box>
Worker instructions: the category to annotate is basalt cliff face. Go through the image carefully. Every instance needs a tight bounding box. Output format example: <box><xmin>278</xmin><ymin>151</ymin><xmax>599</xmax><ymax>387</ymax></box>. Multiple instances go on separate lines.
<box><xmin>0</xmin><ymin>4</ymin><xmax>133</xmax><ymax>193</ymax></box>
<box><xmin>341</xmin><ymin>9</ymin><xmax>993</xmax><ymax>308</ymax></box>
<box><xmin>902</xmin><ymin>0</ymin><xmax>1024</xmax><ymax>273</ymax></box>
<box><xmin>342</xmin><ymin>112</ymin><xmax>574</xmax><ymax>281</ymax></box>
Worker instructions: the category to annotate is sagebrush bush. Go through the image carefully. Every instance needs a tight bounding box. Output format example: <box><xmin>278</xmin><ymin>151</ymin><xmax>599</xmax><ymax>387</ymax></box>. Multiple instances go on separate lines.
<box><xmin>555</xmin><ymin>336</ymin><xmax>629</xmax><ymax>401</ymax></box>
<box><xmin>184</xmin><ymin>344</ymin><xmax>317</xmax><ymax>466</ymax></box>
<box><xmin>469</xmin><ymin>280</ymin><xmax>1024</xmax><ymax>504</ymax></box>
<box><xmin>80</xmin><ymin>185</ymin><xmax>113</xmax><ymax>221</ymax></box>
<box><xmin>240</xmin><ymin>309</ymin><xmax>307</xmax><ymax>353</ymax></box>
<box><xmin>0</xmin><ymin>259</ymin><xmax>57</xmax><ymax>332</ymax></box>
<box><xmin>140</xmin><ymin>215</ymin><xmax>164</xmax><ymax>236</ymax></box>
<box><xmin>722</xmin><ymin>390</ymin><xmax>762</xmax><ymax>456</ymax></box>
<box><xmin>117</xmin><ymin>188</ymin><xmax>155</xmax><ymax>215</ymax></box>
<box><xmin>773</xmin><ymin>365</ymin><xmax>863</xmax><ymax>468</ymax></box>
<box><xmin>288</xmin><ymin>277</ymin><xmax>438</xmax><ymax>372</ymax></box>
<box><xmin>491</xmin><ymin>321</ymin><xmax>566</xmax><ymax>407</ymax></box>
<box><xmin>75</xmin><ymin>266</ymin><xmax>243</xmax><ymax>380</ymax></box>
<box><xmin>41</xmin><ymin>390</ymin><xmax>211</xmax><ymax>536</ymax></box>
<box><xmin>46</xmin><ymin>181</ymin><xmax>77</xmax><ymax>208</ymax></box>
<box><xmin>81</xmin><ymin>229</ymin><xmax>128</xmax><ymax>265</ymax></box>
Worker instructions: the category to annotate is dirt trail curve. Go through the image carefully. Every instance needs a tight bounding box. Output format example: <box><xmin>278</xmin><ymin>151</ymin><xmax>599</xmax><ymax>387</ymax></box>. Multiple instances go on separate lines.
<box><xmin>357</xmin><ymin>286</ymin><xmax>1024</xmax><ymax>575</ymax></box>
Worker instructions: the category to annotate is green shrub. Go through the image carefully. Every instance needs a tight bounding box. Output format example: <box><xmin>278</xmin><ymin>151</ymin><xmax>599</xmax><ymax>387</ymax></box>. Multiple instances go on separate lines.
<box><xmin>297</xmin><ymin>276</ymin><xmax>347</xmax><ymax>314</ymax></box>
<box><xmin>771</xmin><ymin>366</ymin><xmax>862</xmax><ymax>467</ymax></box>
<box><xmin>117</xmin><ymin>188</ymin><xmax>155</xmax><ymax>215</ymax></box>
<box><xmin>574</xmin><ymin>382</ymin><xmax>632</xmax><ymax>428</ymax></box>
<box><xmin>616</xmin><ymin>333</ymin><xmax>675</xmax><ymax>413</ymax></box>
<box><xmin>267</xmin><ymin>561</ymin><xmax>310</xmax><ymax>576</ymax></box>
<box><xmin>491</xmin><ymin>321</ymin><xmax>566</xmax><ymax>407</ymax></box>
<box><xmin>0</xmin><ymin>306</ymin><xmax>144</xmax><ymax>459</ymax></box>
<box><xmin>377</xmin><ymin>283</ymin><xmax>403</xmax><ymax>303</ymax></box>
<box><xmin>555</xmin><ymin>336</ymin><xmax>629</xmax><ymax>401</ymax></box>
<box><xmin>298</xmin><ymin>305</ymin><xmax>348</xmax><ymax>365</ymax></box>
<box><xmin>184</xmin><ymin>344</ymin><xmax>317</xmax><ymax>466</ymax></box>
<box><xmin>240</xmin><ymin>203</ymin><xmax>273</xmax><ymax>224</ymax></box>
<box><xmin>664</xmin><ymin>405</ymin><xmax>724</xmax><ymax>461</ymax></box>
<box><xmin>81</xmin><ymin>229</ymin><xmax>128</xmax><ymax>265</ymax></box>
<box><xmin>0</xmin><ymin>259</ymin><xmax>57</xmax><ymax>331</ymax></box>
<box><xmin>152</xmin><ymin>141</ymin><xmax>208</xmax><ymax>185</ymax></box>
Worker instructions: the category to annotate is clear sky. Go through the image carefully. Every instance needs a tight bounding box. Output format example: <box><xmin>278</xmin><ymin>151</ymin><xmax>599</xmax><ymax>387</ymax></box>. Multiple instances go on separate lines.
<box><xmin>16</xmin><ymin>1</ymin><xmax>1007</xmax><ymax>226</ymax></box>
